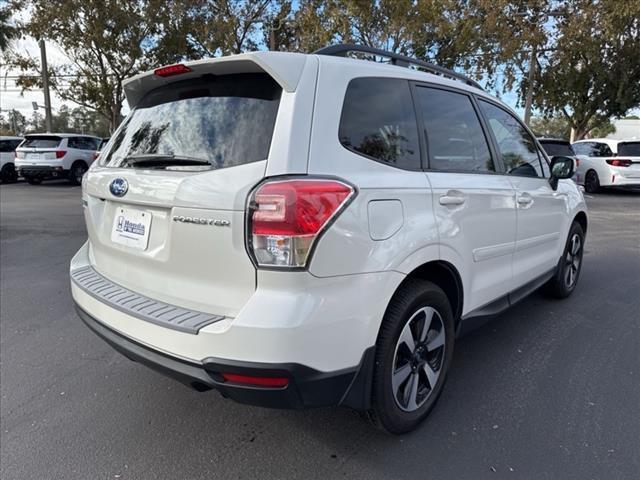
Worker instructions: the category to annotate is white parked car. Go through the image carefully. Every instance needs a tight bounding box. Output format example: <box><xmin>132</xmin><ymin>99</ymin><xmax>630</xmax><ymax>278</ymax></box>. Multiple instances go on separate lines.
<box><xmin>572</xmin><ymin>138</ymin><xmax>640</xmax><ymax>192</ymax></box>
<box><xmin>15</xmin><ymin>133</ymin><xmax>101</xmax><ymax>185</ymax></box>
<box><xmin>70</xmin><ymin>45</ymin><xmax>587</xmax><ymax>433</ymax></box>
<box><xmin>0</xmin><ymin>136</ymin><xmax>23</xmax><ymax>183</ymax></box>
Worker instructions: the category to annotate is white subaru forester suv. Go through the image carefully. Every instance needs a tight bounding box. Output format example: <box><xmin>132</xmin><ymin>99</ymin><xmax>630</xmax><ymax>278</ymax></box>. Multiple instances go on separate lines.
<box><xmin>70</xmin><ymin>45</ymin><xmax>587</xmax><ymax>433</ymax></box>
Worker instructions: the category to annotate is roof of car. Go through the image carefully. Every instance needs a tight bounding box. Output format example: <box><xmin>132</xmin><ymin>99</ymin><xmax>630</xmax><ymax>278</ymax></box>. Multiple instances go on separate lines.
<box><xmin>24</xmin><ymin>132</ymin><xmax>101</xmax><ymax>139</ymax></box>
<box><xmin>572</xmin><ymin>138</ymin><xmax>620</xmax><ymax>146</ymax></box>
<box><xmin>538</xmin><ymin>138</ymin><xmax>570</xmax><ymax>143</ymax></box>
<box><xmin>123</xmin><ymin>50</ymin><xmax>492</xmax><ymax>110</ymax></box>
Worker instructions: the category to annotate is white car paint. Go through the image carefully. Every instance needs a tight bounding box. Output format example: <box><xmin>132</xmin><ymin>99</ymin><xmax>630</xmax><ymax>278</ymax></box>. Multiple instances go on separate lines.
<box><xmin>15</xmin><ymin>133</ymin><xmax>101</xmax><ymax>182</ymax></box>
<box><xmin>70</xmin><ymin>51</ymin><xmax>587</xmax><ymax>402</ymax></box>
<box><xmin>572</xmin><ymin>138</ymin><xmax>640</xmax><ymax>189</ymax></box>
<box><xmin>0</xmin><ymin>136</ymin><xmax>22</xmax><ymax>181</ymax></box>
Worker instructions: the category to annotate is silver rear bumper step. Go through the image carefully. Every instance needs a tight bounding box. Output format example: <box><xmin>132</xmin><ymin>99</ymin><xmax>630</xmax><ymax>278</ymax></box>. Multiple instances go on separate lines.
<box><xmin>71</xmin><ymin>266</ymin><xmax>225</xmax><ymax>334</ymax></box>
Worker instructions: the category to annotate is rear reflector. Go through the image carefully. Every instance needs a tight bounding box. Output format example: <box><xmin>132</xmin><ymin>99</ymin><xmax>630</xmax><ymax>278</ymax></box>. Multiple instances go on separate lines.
<box><xmin>248</xmin><ymin>178</ymin><xmax>355</xmax><ymax>268</ymax></box>
<box><xmin>606</xmin><ymin>158</ymin><xmax>632</xmax><ymax>167</ymax></box>
<box><xmin>154</xmin><ymin>64</ymin><xmax>192</xmax><ymax>77</ymax></box>
<box><xmin>221</xmin><ymin>373</ymin><xmax>289</xmax><ymax>388</ymax></box>
<box><xmin>55</xmin><ymin>150</ymin><xmax>66</xmax><ymax>158</ymax></box>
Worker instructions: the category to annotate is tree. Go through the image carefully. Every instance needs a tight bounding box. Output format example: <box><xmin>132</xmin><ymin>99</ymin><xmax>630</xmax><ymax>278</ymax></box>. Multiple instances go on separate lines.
<box><xmin>8</xmin><ymin>0</ymin><xmax>174</xmax><ymax>132</ymax></box>
<box><xmin>530</xmin><ymin>115</ymin><xmax>571</xmax><ymax>139</ymax></box>
<box><xmin>534</xmin><ymin>0</ymin><xmax>640</xmax><ymax>140</ymax></box>
<box><xmin>0</xmin><ymin>2</ymin><xmax>18</xmax><ymax>52</ymax></box>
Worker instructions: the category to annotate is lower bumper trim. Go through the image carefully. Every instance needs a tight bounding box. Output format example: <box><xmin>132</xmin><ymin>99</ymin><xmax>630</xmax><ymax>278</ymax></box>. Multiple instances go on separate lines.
<box><xmin>75</xmin><ymin>303</ymin><xmax>374</xmax><ymax>410</ymax></box>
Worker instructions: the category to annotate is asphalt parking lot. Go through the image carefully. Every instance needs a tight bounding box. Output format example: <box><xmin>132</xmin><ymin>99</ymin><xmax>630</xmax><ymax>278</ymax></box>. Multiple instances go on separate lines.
<box><xmin>1</xmin><ymin>181</ymin><xmax>639</xmax><ymax>480</ymax></box>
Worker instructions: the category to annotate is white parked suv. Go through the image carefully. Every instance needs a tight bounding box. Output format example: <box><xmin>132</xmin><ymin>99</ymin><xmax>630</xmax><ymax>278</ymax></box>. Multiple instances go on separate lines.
<box><xmin>0</xmin><ymin>136</ymin><xmax>23</xmax><ymax>183</ymax></box>
<box><xmin>15</xmin><ymin>133</ymin><xmax>101</xmax><ymax>185</ymax></box>
<box><xmin>572</xmin><ymin>138</ymin><xmax>640</xmax><ymax>192</ymax></box>
<box><xmin>70</xmin><ymin>45</ymin><xmax>588</xmax><ymax>433</ymax></box>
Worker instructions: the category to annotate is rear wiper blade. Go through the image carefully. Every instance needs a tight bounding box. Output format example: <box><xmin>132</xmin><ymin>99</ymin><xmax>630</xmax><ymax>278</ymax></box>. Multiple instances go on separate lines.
<box><xmin>121</xmin><ymin>154</ymin><xmax>211</xmax><ymax>168</ymax></box>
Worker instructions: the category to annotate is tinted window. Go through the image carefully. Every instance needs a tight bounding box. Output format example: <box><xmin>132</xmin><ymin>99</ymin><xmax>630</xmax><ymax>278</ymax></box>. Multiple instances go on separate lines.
<box><xmin>617</xmin><ymin>142</ymin><xmax>640</xmax><ymax>156</ymax></box>
<box><xmin>416</xmin><ymin>87</ymin><xmax>493</xmax><ymax>172</ymax></box>
<box><xmin>572</xmin><ymin>142</ymin><xmax>613</xmax><ymax>157</ymax></box>
<box><xmin>339</xmin><ymin>78</ymin><xmax>420</xmax><ymax>169</ymax></box>
<box><xmin>69</xmin><ymin>137</ymin><xmax>100</xmax><ymax>150</ymax></box>
<box><xmin>0</xmin><ymin>140</ymin><xmax>22</xmax><ymax>152</ymax></box>
<box><xmin>21</xmin><ymin>136</ymin><xmax>62</xmax><ymax>149</ymax></box>
<box><xmin>479</xmin><ymin>100</ymin><xmax>543</xmax><ymax>177</ymax></box>
<box><xmin>101</xmin><ymin>73</ymin><xmax>281</xmax><ymax>169</ymax></box>
<box><xmin>539</xmin><ymin>140</ymin><xmax>574</xmax><ymax>157</ymax></box>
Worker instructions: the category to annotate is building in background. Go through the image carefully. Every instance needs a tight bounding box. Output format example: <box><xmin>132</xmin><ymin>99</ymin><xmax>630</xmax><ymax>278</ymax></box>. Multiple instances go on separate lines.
<box><xmin>607</xmin><ymin>119</ymin><xmax>640</xmax><ymax>140</ymax></box>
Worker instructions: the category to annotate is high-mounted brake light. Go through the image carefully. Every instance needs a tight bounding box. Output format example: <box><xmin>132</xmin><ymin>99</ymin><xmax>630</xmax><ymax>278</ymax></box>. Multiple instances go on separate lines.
<box><xmin>606</xmin><ymin>158</ymin><xmax>632</xmax><ymax>167</ymax></box>
<box><xmin>154</xmin><ymin>64</ymin><xmax>192</xmax><ymax>77</ymax></box>
<box><xmin>55</xmin><ymin>150</ymin><xmax>67</xmax><ymax>158</ymax></box>
<box><xmin>248</xmin><ymin>179</ymin><xmax>355</xmax><ymax>268</ymax></box>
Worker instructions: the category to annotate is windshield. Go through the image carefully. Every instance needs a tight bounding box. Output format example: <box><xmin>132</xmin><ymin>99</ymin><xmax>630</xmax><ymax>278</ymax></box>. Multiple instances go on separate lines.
<box><xmin>539</xmin><ymin>141</ymin><xmax>574</xmax><ymax>157</ymax></box>
<box><xmin>617</xmin><ymin>142</ymin><xmax>640</xmax><ymax>156</ymax></box>
<box><xmin>21</xmin><ymin>136</ymin><xmax>62</xmax><ymax>149</ymax></box>
<box><xmin>101</xmin><ymin>73</ymin><xmax>281</xmax><ymax>169</ymax></box>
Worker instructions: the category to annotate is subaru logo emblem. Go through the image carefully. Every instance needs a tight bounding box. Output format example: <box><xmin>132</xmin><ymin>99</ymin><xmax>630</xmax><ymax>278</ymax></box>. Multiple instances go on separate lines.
<box><xmin>109</xmin><ymin>178</ymin><xmax>128</xmax><ymax>197</ymax></box>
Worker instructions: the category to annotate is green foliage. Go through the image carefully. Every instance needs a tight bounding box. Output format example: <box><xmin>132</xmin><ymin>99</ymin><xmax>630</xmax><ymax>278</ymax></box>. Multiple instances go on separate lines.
<box><xmin>0</xmin><ymin>105</ymin><xmax>110</xmax><ymax>136</ymax></box>
<box><xmin>530</xmin><ymin>116</ymin><xmax>571</xmax><ymax>139</ymax></box>
<box><xmin>0</xmin><ymin>2</ymin><xmax>18</xmax><ymax>52</ymax></box>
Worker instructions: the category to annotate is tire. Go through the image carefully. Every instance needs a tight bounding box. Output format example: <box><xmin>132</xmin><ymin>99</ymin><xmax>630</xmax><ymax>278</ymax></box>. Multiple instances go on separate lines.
<box><xmin>584</xmin><ymin>170</ymin><xmax>600</xmax><ymax>193</ymax></box>
<box><xmin>69</xmin><ymin>161</ymin><xmax>87</xmax><ymax>186</ymax></box>
<box><xmin>0</xmin><ymin>163</ymin><xmax>18</xmax><ymax>184</ymax></box>
<box><xmin>544</xmin><ymin>222</ymin><xmax>585</xmax><ymax>299</ymax></box>
<box><xmin>25</xmin><ymin>175</ymin><xmax>42</xmax><ymax>185</ymax></box>
<box><xmin>369</xmin><ymin>279</ymin><xmax>455</xmax><ymax>434</ymax></box>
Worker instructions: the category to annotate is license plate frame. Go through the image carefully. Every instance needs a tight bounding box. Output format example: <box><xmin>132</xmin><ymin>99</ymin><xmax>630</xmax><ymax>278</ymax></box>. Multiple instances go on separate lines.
<box><xmin>111</xmin><ymin>207</ymin><xmax>152</xmax><ymax>251</ymax></box>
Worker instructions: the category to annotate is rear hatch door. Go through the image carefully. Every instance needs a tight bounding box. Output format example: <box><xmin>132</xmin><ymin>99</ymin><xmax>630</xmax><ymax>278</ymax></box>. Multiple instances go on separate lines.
<box><xmin>84</xmin><ymin>72</ymin><xmax>282</xmax><ymax>317</ymax></box>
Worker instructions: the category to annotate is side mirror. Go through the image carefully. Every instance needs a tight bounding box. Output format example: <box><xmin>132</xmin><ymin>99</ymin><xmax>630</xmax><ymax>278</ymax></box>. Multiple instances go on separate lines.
<box><xmin>549</xmin><ymin>156</ymin><xmax>575</xmax><ymax>190</ymax></box>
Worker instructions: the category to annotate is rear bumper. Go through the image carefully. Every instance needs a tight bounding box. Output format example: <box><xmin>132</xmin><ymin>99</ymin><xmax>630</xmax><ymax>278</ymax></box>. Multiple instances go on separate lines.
<box><xmin>76</xmin><ymin>303</ymin><xmax>374</xmax><ymax>409</ymax></box>
<box><xmin>17</xmin><ymin>165</ymin><xmax>67</xmax><ymax>177</ymax></box>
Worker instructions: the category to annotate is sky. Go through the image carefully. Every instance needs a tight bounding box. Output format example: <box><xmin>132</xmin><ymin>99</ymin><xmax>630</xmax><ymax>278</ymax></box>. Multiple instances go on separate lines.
<box><xmin>1</xmin><ymin>35</ymin><xmax>637</xmax><ymax>128</ymax></box>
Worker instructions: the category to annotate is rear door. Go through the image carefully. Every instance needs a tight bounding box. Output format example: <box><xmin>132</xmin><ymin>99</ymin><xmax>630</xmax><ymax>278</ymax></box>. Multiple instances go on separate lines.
<box><xmin>83</xmin><ymin>72</ymin><xmax>284</xmax><ymax>317</ymax></box>
<box><xmin>16</xmin><ymin>135</ymin><xmax>63</xmax><ymax>164</ymax></box>
<box><xmin>415</xmin><ymin>85</ymin><xmax>517</xmax><ymax>313</ymax></box>
<box><xmin>477</xmin><ymin>99</ymin><xmax>567</xmax><ymax>287</ymax></box>
<box><xmin>615</xmin><ymin>141</ymin><xmax>640</xmax><ymax>181</ymax></box>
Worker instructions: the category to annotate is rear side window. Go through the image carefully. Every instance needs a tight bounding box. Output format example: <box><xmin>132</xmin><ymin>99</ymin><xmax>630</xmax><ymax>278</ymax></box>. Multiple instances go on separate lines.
<box><xmin>0</xmin><ymin>140</ymin><xmax>22</xmax><ymax>152</ymax></box>
<box><xmin>21</xmin><ymin>136</ymin><xmax>62</xmax><ymax>149</ymax></box>
<box><xmin>101</xmin><ymin>73</ymin><xmax>281</xmax><ymax>169</ymax></box>
<box><xmin>339</xmin><ymin>78</ymin><xmax>420</xmax><ymax>169</ymax></box>
<box><xmin>539</xmin><ymin>141</ymin><xmax>574</xmax><ymax>157</ymax></box>
<box><xmin>618</xmin><ymin>142</ymin><xmax>640</xmax><ymax>156</ymax></box>
<box><xmin>415</xmin><ymin>87</ymin><xmax>493</xmax><ymax>172</ymax></box>
<box><xmin>573</xmin><ymin>142</ymin><xmax>613</xmax><ymax>157</ymax></box>
<box><xmin>69</xmin><ymin>137</ymin><xmax>100</xmax><ymax>150</ymax></box>
<box><xmin>479</xmin><ymin>100</ymin><xmax>544</xmax><ymax>178</ymax></box>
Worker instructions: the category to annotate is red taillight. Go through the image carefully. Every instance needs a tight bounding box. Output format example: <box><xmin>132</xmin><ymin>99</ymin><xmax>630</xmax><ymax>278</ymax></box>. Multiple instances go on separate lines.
<box><xmin>55</xmin><ymin>150</ymin><xmax>66</xmax><ymax>158</ymax></box>
<box><xmin>606</xmin><ymin>158</ymin><xmax>632</xmax><ymax>167</ymax></box>
<box><xmin>248</xmin><ymin>179</ymin><xmax>355</xmax><ymax>268</ymax></box>
<box><xmin>221</xmin><ymin>373</ymin><xmax>289</xmax><ymax>388</ymax></box>
<box><xmin>154</xmin><ymin>63</ymin><xmax>192</xmax><ymax>77</ymax></box>
<box><xmin>92</xmin><ymin>152</ymin><xmax>99</xmax><ymax>160</ymax></box>
<box><xmin>575</xmin><ymin>157</ymin><xmax>580</xmax><ymax>167</ymax></box>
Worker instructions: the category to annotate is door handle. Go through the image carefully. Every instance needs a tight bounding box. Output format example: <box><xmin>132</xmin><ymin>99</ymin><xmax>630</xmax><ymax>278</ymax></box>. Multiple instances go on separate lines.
<box><xmin>517</xmin><ymin>193</ymin><xmax>533</xmax><ymax>206</ymax></box>
<box><xmin>439</xmin><ymin>192</ymin><xmax>466</xmax><ymax>206</ymax></box>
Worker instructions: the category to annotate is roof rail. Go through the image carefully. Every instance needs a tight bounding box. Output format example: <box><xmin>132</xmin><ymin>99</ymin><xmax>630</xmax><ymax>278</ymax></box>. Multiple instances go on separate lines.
<box><xmin>313</xmin><ymin>44</ymin><xmax>483</xmax><ymax>90</ymax></box>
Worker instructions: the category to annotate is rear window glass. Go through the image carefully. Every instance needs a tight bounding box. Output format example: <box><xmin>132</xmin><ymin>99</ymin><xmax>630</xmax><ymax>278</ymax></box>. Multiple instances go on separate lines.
<box><xmin>101</xmin><ymin>73</ymin><xmax>281</xmax><ymax>169</ymax></box>
<box><xmin>68</xmin><ymin>137</ymin><xmax>100</xmax><ymax>150</ymax></box>
<box><xmin>572</xmin><ymin>142</ymin><xmax>613</xmax><ymax>157</ymax></box>
<box><xmin>618</xmin><ymin>142</ymin><xmax>640</xmax><ymax>156</ymax></box>
<box><xmin>21</xmin><ymin>136</ymin><xmax>62</xmax><ymax>149</ymax></box>
<box><xmin>0</xmin><ymin>139</ymin><xmax>22</xmax><ymax>152</ymax></box>
<box><xmin>339</xmin><ymin>77</ymin><xmax>420</xmax><ymax>169</ymax></box>
<box><xmin>539</xmin><ymin>141</ymin><xmax>574</xmax><ymax>157</ymax></box>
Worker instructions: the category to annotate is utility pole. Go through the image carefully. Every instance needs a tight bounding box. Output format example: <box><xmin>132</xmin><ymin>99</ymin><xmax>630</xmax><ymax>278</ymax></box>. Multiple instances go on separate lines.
<box><xmin>523</xmin><ymin>45</ymin><xmax>536</xmax><ymax>126</ymax></box>
<box><xmin>38</xmin><ymin>39</ymin><xmax>53</xmax><ymax>132</ymax></box>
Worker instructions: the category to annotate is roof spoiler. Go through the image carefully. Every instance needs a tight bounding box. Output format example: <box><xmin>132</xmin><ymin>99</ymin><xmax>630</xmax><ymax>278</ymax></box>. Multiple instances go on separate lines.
<box><xmin>123</xmin><ymin>52</ymin><xmax>309</xmax><ymax>109</ymax></box>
